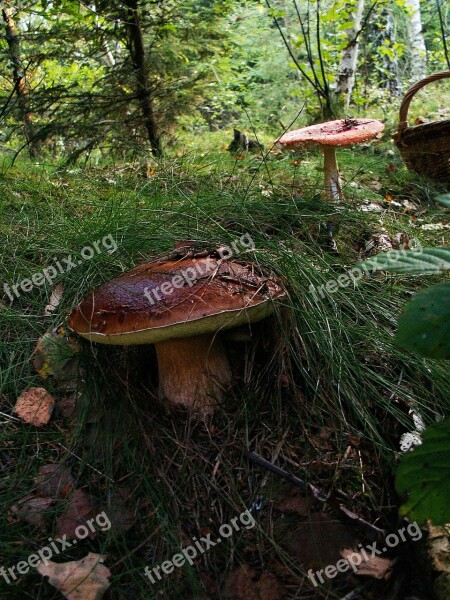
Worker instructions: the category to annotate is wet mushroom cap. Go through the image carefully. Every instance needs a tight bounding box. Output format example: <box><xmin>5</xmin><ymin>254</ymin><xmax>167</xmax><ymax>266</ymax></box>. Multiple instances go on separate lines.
<box><xmin>68</xmin><ymin>256</ymin><xmax>286</xmax><ymax>345</ymax></box>
<box><xmin>276</xmin><ymin>118</ymin><xmax>384</xmax><ymax>148</ymax></box>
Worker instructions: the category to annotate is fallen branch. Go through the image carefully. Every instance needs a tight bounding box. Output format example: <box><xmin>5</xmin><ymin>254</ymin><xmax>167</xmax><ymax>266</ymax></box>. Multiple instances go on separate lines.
<box><xmin>246</xmin><ymin>449</ymin><xmax>385</xmax><ymax>538</ymax></box>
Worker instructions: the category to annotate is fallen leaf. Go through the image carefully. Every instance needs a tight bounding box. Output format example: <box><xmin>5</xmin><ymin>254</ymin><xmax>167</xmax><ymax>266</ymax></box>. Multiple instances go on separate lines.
<box><xmin>37</xmin><ymin>553</ymin><xmax>110</xmax><ymax>600</ymax></box>
<box><xmin>11</xmin><ymin>495</ymin><xmax>53</xmax><ymax>527</ymax></box>
<box><xmin>105</xmin><ymin>486</ymin><xmax>135</xmax><ymax>533</ymax></box>
<box><xmin>368</xmin><ymin>180</ymin><xmax>382</xmax><ymax>191</ymax></box>
<box><xmin>56</xmin><ymin>488</ymin><xmax>96</xmax><ymax>539</ymax></box>
<box><xmin>35</xmin><ymin>464</ymin><xmax>75</xmax><ymax>499</ymax></box>
<box><xmin>283</xmin><ymin>513</ymin><xmax>358</xmax><ymax>572</ymax></box>
<box><xmin>225</xmin><ymin>565</ymin><xmax>287</xmax><ymax>600</ymax></box>
<box><xmin>364</xmin><ymin>232</ymin><xmax>393</xmax><ymax>256</ymax></box>
<box><xmin>341</xmin><ymin>547</ymin><xmax>392</xmax><ymax>579</ymax></box>
<box><xmin>58</xmin><ymin>393</ymin><xmax>77</xmax><ymax>418</ymax></box>
<box><xmin>13</xmin><ymin>387</ymin><xmax>54</xmax><ymax>426</ymax></box>
<box><xmin>402</xmin><ymin>199</ymin><xmax>420</xmax><ymax>214</ymax></box>
<box><xmin>392</xmin><ymin>233</ymin><xmax>411</xmax><ymax>250</ymax></box>
<box><xmin>276</xmin><ymin>493</ymin><xmax>310</xmax><ymax>517</ymax></box>
<box><xmin>427</xmin><ymin>522</ymin><xmax>450</xmax><ymax>573</ymax></box>
<box><xmin>44</xmin><ymin>283</ymin><xmax>64</xmax><ymax>316</ymax></box>
<box><xmin>32</xmin><ymin>327</ymin><xmax>80</xmax><ymax>388</ymax></box>
<box><xmin>360</xmin><ymin>202</ymin><xmax>383</xmax><ymax>213</ymax></box>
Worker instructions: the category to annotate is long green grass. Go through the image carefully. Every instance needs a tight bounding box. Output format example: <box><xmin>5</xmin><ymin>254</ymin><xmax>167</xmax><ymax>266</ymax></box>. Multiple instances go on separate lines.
<box><xmin>0</xmin><ymin>145</ymin><xmax>449</xmax><ymax>599</ymax></box>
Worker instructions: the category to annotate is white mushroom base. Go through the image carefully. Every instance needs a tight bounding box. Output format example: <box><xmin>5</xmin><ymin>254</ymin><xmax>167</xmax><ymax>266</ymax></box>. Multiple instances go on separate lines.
<box><xmin>154</xmin><ymin>334</ymin><xmax>232</xmax><ymax>416</ymax></box>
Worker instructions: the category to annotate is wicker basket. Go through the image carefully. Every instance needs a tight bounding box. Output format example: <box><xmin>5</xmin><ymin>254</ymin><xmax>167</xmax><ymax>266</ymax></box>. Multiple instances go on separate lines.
<box><xmin>393</xmin><ymin>70</ymin><xmax>450</xmax><ymax>184</ymax></box>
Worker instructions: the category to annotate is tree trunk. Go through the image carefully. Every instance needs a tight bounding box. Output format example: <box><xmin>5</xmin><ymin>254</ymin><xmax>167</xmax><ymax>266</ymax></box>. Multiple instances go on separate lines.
<box><xmin>405</xmin><ymin>0</ymin><xmax>427</xmax><ymax>82</ymax></box>
<box><xmin>123</xmin><ymin>0</ymin><xmax>162</xmax><ymax>157</ymax></box>
<box><xmin>380</xmin><ymin>8</ymin><xmax>402</xmax><ymax>97</ymax></box>
<box><xmin>334</xmin><ymin>0</ymin><xmax>365</xmax><ymax>111</ymax></box>
<box><xmin>1</xmin><ymin>5</ymin><xmax>38</xmax><ymax>157</ymax></box>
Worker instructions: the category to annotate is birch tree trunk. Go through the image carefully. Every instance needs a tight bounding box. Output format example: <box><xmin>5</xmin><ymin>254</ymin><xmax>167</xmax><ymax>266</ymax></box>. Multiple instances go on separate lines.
<box><xmin>1</xmin><ymin>5</ymin><xmax>38</xmax><ymax>156</ymax></box>
<box><xmin>405</xmin><ymin>0</ymin><xmax>427</xmax><ymax>82</ymax></box>
<box><xmin>380</xmin><ymin>8</ymin><xmax>402</xmax><ymax>97</ymax></box>
<box><xmin>334</xmin><ymin>0</ymin><xmax>365</xmax><ymax>111</ymax></box>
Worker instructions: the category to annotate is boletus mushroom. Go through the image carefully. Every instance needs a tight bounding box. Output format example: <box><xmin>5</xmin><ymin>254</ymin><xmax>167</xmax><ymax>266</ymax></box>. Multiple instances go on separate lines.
<box><xmin>68</xmin><ymin>250</ymin><xmax>286</xmax><ymax>416</ymax></box>
<box><xmin>277</xmin><ymin>118</ymin><xmax>384</xmax><ymax>203</ymax></box>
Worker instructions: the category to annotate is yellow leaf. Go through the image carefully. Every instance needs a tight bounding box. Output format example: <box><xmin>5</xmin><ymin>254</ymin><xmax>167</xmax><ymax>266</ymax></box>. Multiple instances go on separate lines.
<box><xmin>38</xmin><ymin>553</ymin><xmax>111</xmax><ymax>600</ymax></box>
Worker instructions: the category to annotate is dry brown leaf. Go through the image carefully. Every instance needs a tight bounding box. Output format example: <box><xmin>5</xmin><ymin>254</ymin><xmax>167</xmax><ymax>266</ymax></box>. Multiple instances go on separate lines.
<box><xmin>56</xmin><ymin>488</ymin><xmax>96</xmax><ymax>540</ymax></box>
<box><xmin>58</xmin><ymin>393</ymin><xmax>77</xmax><ymax>418</ymax></box>
<box><xmin>37</xmin><ymin>552</ymin><xmax>110</xmax><ymax>600</ymax></box>
<box><xmin>44</xmin><ymin>283</ymin><xmax>64</xmax><ymax>316</ymax></box>
<box><xmin>105</xmin><ymin>486</ymin><xmax>135</xmax><ymax>533</ymax></box>
<box><xmin>392</xmin><ymin>232</ymin><xmax>411</xmax><ymax>250</ymax></box>
<box><xmin>11</xmin><ymin>495</ymin><xmax>53</xmax><ymax>528</ymax></box>
<box><xmin>341</xmin><ymin>547</ymin><xmax>392</xmax><ymax>579</ymax></box>
<box><xmin>225</xmin><ymin>565</ymin><xmax>287</xmax><ymax>600</ymax></box>
<box><xmin>427</xmin><ymin>522</ymin><xmax>450</xmax><ymax>573</ymax></box>
<box><xmin>13</xmin><ymin>387</ymin><xmax>54</xmax><ymax>426</ymax></box>
<box><xmin>276</xmin><ymin>491</ymin><xmax>311</xmax><ymax>517</ymax></box>
<box><xmin>35</xmin><ymin>464</ymin><xmax>75</xmax><ymax>499</ymax></box>
<box><xmin>368</xmin><ymin>180</ymin><xmax>382</xmax><ymax>191</ymax></box>
<box><xmin>284</xmin><ymin>513</ymin><xmax>358</xmax><ymax>572</ymax></box>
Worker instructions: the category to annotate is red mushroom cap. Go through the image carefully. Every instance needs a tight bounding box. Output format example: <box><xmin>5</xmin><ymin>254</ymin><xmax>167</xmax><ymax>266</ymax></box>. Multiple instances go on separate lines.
<box><xmin>277</xmin><ymin>118</ymin><xmax>384</xmax><ymax>148</ymax></box>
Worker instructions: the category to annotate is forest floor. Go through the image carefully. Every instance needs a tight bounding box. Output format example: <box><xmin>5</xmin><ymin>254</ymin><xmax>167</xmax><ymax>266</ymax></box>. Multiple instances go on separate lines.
<box><xmin>0</xmin><ymin>140</ymin><xmax>449</xmax><ymax>600</ymax></box>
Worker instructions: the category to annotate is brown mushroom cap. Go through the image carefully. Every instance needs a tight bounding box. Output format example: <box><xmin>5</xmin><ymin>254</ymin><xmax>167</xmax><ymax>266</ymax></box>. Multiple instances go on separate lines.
<box><xmin>69</xmin><ymin>256</ymin><xmax>286</xmax><ymax>345</ymax></box>
<box><xmin>277</xmin><ymin>118</ymin><xmax>384</xmax><ymax>148</ymax></box>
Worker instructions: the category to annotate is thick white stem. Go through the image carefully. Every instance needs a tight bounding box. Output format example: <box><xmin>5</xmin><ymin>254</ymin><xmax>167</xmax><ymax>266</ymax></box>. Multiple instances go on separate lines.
<box><xmin>322</xmin><ymin>145</ymin><xmax>343</xmax><ymax>203</ymax></box>
<box><xmin>154</xmin><ymin>334</ymin><xmax>232</xmax><ymax>417</ymax></box>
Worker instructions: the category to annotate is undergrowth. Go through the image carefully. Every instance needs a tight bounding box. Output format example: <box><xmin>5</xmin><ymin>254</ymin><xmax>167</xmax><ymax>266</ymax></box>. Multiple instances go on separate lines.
<box><xmin>0</xmin><ymin>144</ymin><xmax>449</xmax><ymax>599</ymax></box>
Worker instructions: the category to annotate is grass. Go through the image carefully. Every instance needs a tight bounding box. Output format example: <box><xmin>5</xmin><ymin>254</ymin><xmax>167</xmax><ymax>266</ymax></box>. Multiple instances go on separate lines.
<box><xmin>0</xmin><ymin>142</ymin><xmax>449</xmax><ymax>599</ymax></box>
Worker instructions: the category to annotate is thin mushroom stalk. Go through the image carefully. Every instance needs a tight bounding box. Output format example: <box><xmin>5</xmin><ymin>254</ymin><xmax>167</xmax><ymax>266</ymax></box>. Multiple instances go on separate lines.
<box><xmin>322</xmin><ymin>145</ymin><xmax>343</xmax><ymax>203</ymax></box>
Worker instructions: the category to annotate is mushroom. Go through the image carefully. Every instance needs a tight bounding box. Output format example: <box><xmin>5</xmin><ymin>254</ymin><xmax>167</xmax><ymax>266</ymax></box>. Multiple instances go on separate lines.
<box><xmin>276</xmin><ymin>118</ymin><xmax>384</xmax><ymax>203</ymax></box>
<box><xmin>68</xmin><ymin>252</ymin><xmax>286</xmax><ymax>416</ymax></box>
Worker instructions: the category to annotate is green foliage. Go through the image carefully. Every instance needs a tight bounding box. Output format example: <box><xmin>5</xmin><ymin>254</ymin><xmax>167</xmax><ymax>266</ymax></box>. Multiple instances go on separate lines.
<box><xmin>361</xmin><ymin>247</ymin><xmax>450</xmax><ymax>275</ymax></box>
<box><xmin>360</xmin><ymin>248</ymin><xmax>450</xmax><ymax>359</ymax></box>
<box><xmin>396</xmin><ymin>281</ymin><xmax>450</xmax><ymax>359</ymax></box>
<box><xmin>435</xmin><ymin>194</ymin><xmax>450</xmax><ymax>209</ymax></box>
<box><xmin>396</xmin><ymin>418</ymin><xmax>450</xmax><ymax>525</ymax></box>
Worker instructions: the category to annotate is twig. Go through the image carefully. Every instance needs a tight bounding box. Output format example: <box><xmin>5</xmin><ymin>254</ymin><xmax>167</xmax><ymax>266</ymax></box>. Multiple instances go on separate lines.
<box><xmin>246</xmin><ymin>449</ymin><xmax>385</xmax><ymax>537</ymax></box>
<box><xmin>261</xmin><ymin>428</ymin><xmax>290</xmax><ymax>488</ymax></box>
<box><xmin>246</xmin><ymin>450</ymin><xmax>327</xmax><ymax>501</ymax></box>
<box><xmin>340</xmin><ymin>583</ymin><xmax>368</xmax><ymax>600</ymax></box>
<box><xmin>0</xmin><ymin>411</ymin><xmax>21</xmax><ymax>422</ymax></box>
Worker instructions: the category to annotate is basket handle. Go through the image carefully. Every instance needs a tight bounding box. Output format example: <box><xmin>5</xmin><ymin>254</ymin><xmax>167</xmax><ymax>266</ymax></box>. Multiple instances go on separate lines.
<box><xmin>397</xmin><ymin>70</ymin><xmax>450</xmax><ymax>132</ymax></box>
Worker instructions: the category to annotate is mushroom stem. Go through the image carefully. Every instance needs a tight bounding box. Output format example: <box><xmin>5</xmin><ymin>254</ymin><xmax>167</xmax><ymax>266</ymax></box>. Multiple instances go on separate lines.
<box><xmin>154</xmin><ymin>334</ymin><xmax>232</xmax><ymax>416</ymax></box>
<box><xmin>322</xmin><ymin>145</ymin><xmax>343</xmax><ymax>203</ymax></box>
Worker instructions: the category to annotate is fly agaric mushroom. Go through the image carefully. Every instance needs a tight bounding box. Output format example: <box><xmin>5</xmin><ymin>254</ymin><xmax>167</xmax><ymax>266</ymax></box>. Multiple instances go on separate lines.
<box><xmin>68</xmin><ymin>252</ymin><xmax>286</xmax><ymax>416</ymax></box>
<box><xmin>277</xmin><ymin>118</ymin><xmax>384</xmax><ymax>203</ymax></box>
